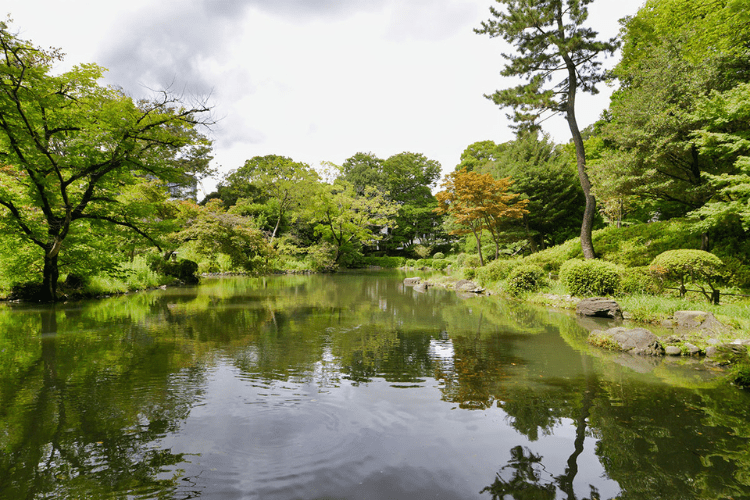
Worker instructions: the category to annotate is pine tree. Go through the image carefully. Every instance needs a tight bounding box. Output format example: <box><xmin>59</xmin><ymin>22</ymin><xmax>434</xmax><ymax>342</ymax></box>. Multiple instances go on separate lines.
<box><xmin>476</xmin><ymin>0</ymin><xmax>619</xmax><ymax>258</ymax></box>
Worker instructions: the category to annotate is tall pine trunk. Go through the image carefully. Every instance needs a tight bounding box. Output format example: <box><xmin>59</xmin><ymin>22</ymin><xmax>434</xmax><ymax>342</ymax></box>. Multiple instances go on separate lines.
<box><xmin>564</xmin><ymin>53</ymin><xmax>596</xmax><ymax>259</ymax></box>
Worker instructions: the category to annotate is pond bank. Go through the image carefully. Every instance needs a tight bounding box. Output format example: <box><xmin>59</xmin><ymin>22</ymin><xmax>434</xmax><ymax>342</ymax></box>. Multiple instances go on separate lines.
<box><xmin>403</xmin><ymin>273</ymin><xmax>750</xmax><ymax>385</ymax></box>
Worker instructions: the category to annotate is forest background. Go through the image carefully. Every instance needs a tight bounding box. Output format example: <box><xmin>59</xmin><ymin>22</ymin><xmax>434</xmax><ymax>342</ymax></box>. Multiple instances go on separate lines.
<box><xmin>1</xmin><ymin>0</ymin><xmax>750</xmax><ymax>304</ymax></box>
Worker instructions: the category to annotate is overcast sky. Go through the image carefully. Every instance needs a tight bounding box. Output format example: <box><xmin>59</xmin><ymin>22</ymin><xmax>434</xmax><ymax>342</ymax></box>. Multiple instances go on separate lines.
<box><xmin>5</xmin><ymin>0</ymin><xmax>644</xmax><ymax>195</ymax></box>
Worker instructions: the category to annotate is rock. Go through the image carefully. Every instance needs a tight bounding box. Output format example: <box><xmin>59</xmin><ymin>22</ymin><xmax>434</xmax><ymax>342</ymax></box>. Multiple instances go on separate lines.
<box><xmin>403</xmin><ymin>277</ymin><xmax>421</xmax><ymax>285</ymax></box>
<box><xmin>455</xmin><ymin>280</ymin><xmax>479</xmax><ymax>292</ymax></box>
<box><xmin>576</xmin><ymin>297</ymin><xmax>623</xmax><ymax>319</ymax></box>
<box><xmin>665</xmin><ymin>346</ymin><xmax>682</xmax><ymax>356</ymax></box>
<box><xmin>683</xmin><ymin>343</ymin><xmax>701</xmax><ymax>356</ymax></box>
<box><xmin>589</xmin><ymin>327</ymin><xmax>664</xmax><ymax>356</ymax></box>
<box><xmin>413</xmin><ymin>283</ymin><xmax>428</xmax><ymax>293</ymax></box>
<box><xmin>707</xmin><ymin>338</ymin><xmax>721</xmax><ymax>345</ymax></box>
<box><xmin>673</xmin><ymin>311</ymin><xmax>728</xmax><ymax>337</ymax></box>
<box><xmin>705</xmin><ymin>344</ymin><xmax>749</xmax><ymax>365</ymax></box>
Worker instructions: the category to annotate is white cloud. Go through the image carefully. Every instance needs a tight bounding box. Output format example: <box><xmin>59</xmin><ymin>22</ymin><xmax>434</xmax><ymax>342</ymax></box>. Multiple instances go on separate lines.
<box><xmin>4</xmin><ymin>0</ymin><xmax>646</xmax><ymax>196</ymax></box>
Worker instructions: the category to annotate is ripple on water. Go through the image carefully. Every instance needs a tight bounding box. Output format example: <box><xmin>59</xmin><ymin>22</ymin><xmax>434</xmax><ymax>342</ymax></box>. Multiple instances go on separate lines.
<box><xmin>168</xmin><ymin>366</ymin><xmax>426</xmax><ymax>499</ymax></box>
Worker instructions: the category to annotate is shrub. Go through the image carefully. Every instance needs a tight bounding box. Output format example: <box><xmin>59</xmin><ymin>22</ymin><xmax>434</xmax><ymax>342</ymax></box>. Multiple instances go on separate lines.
<box><xmin>506</xmin><ymin>264</ymin><xmax>547</xmax><ymax>296</ymax></box>
<box><xmin>413</xmin><ymin>244</ymin><xmax>432</xmax><ymax>259</ymax></box>
<box><xmin>455</xmin><ymin>253</ymin><xmax>467</xmax><ymax>267</ymax></box>
<box><xmin>732</xmin><ymin>364</ymin><xmax>750</xmax><ymax>389</ymax></box>
<box><xmin>431</xmin><ymin>259</ymin><xmax>449</xmax><ymax>271</ymax></box>
<box><xmin>306</xmin><ymin>242</ymin><xmax>338</xmax><ymax>272</ymax></box>
<box><xmin>463</xmin><ymin>255</ymin><xmax>481</xmax><ymax>268</ymax></box>
<box><xmin>560</xmin><ymin>259</ymin><xmax>622</xmax><ymax>297</ymax></box>
<box><xmin>8</xmin><ymin>282</ymin><xmax>46</xmax><ymax>301</ymax></box>
<box><xmin>481</xmin><ymin>244</ymin><xmax>497</xmax><ymax>262</ymax></box>
<box><xmin>476</xmin><ymin>259</ymin><xmax>520</xmax><ymax>285</ymax></box>
<box><xmin>719</xmin><ymin>257</ymin><xmax>750</xmax><ymax>289</ymax></box>
<box><xmin>649</xmin><ymin>249</ymin><xmax>723</xmax><ymax>300</ymax></box>
<box><xmin>620</xmin><ymin>266</ymin><xmax>662</xmax><ymax>295</ymax></box>
<box><xmin>433</xmin><ymin>252</ymin><xmax>445</xmax><ymax>260</ymax></box>
<box><xmin>416</xmin><ymin>258</ymin><xmax>433</xmax><ymax>268</ymax></box>
<box><xmin>405</xmin><ymin>259</ymin><xmax>417</xmax><ymax>268</ymax></box>
<box><xmin>148</xmin><ymin>254</ymin><xmax>200</xmax><ymax>283</ymax></box>
<box><xmin>463</xmin><ymin>267</ymin><xmax>477</xmax><ymax>279</ymax></box>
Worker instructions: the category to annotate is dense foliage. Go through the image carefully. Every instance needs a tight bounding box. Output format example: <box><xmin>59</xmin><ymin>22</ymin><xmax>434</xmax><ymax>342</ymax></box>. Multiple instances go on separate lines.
<box><xmin>2</xmin><ymin>0</ymin><xmax>750</xmax><ymax>305</ymax></box>
<box><xmin>0</xmin><ymin>22</ymin><xmax>213</xmax><ymax>301</ymax></box>
<box><xmin>560</xmin><ymin>259</ymin><xmax>622</xmax><ymax>297</ymax></box>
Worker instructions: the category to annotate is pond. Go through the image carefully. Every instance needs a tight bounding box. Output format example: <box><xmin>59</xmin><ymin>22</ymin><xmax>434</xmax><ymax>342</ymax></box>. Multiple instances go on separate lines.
<box><xmin>1</xmin><ymin>271</ymin><xmax>749</xmax><ymax>500</ymax></box>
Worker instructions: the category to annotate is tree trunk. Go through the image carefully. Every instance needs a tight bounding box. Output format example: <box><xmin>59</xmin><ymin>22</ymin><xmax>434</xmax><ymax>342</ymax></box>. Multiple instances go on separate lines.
<box><xmin>524</xmin><ymin>216</ymin><xmax>538</xmax><ymax>253</ymax></box>
<box><xmin>41</xmin><ymin>253</ymin><xmax>60</xmax><ymax>302</ymax></box>
<box><xmin>563</xmin><ymin>54</ymin><xmax>596</xmax><ymax>259</ymax></box>
<box><xmin>472</xmin><ymin>227</ymin><xmax>485</xmax><ymax>267</ymax></box>
<box><xmin>271</xmin><ymin>213</ymin><xmax>282</xmax><ymax>241</ymax></box>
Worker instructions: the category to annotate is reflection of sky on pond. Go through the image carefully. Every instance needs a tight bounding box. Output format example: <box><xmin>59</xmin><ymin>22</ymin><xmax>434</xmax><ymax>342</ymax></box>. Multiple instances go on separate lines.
<box><xmin>159</xmin><ymin>360</ymin><xmax>620</xmax><ymax>499</ymax></box>
<box><xmin>4</xmin><ymin>273</ymin><xmax>749</xmax><ymax>499</ymax></box>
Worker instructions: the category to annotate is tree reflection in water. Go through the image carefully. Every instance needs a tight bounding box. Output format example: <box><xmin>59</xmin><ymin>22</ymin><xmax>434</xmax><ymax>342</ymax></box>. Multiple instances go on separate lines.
<box><xmin>0</xmin><ymin>274</ymin><xmax>749</xmax><ymax>499</ymax></box>
<box><xmin>0</xmin><ymin>307</ymin><xmax>205</xmax><ymax>499</ymax></box>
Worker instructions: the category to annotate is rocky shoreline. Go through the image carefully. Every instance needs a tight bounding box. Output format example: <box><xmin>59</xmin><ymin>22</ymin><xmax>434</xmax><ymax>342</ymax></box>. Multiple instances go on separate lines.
<box><xmin>403</xmin><ymin>276</ymin><xmax>750</xmax><ymax>378</ymax></box>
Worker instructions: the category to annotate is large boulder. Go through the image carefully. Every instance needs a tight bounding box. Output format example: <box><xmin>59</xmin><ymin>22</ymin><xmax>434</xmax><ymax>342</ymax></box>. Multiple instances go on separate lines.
<box><xmin>576</xmin><ymin>297</ymin><xmax>623</xmax><ymax>319</ymax></box>
<box><xmin>673</xmin><ymin>311</ymin><xmax>728</xmax><ymax>337</ymax></box>
<box><xmin>403</xmin><ymin>277</ymin><xmax>421</xmax><ymax>285</ymax></box>
<box><xmin>455</xmin><ymin>280</ymin><xmax>480</xmax><ymax>292</ymax></box>
<box><xmin>589</xmin><ymin>327</ymin><xmax>665</xmax><ymax>356</ymax></box>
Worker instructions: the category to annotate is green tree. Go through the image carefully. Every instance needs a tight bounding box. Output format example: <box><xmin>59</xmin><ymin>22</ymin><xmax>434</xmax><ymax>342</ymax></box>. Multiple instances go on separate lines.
<box><xmin>381</xmin><ymin>152</ymin><xmax>443</xmax><ymax>252</ymax></box>
<box><xmin>435</xmin><ymin>168</ymin><xmax>528</xmax><ymax>265</ymax></box>
<box><xmin>340</xmin><ymin>151</ymin><xmax>444</xmax><ymax>254</ymax></box>
<box><xmin>176</xmin><ymin>199</ymin><xmax>270</xmax><ymax>273</ymax></box>
<box><xmin>307</xmin><ymin>177</ymin><xmax>398</xmax><ymax>264</ymax></box>
<box><xmin>456</xmin><ymin>140</ymin><xmax>507</xmax><ymax>172</ymax></box>
<box><xmin>476</xmin><ymin>0</ymin><xmax>619</xmax><ymax>259</ymax></box>
<box><xmin>688</xmin><ymin>82</ymin><xmax>750</xmax><ymax>238</ymax></box>
<box><xmin>219</xmin><ymin>155</ymin><xmax>319</xmax><ymax>241</ymax></box>
<box><xmin>0</xmin><ymin>23</ymin><xmax>212</xmax><ymax>301</ymax></box>
<box><xmin>601</xmin><ymin>0</ymin><xmax>750</xmax><ymax>241</ymax></box>
<box><xmin>478</xmin><ymin>132</ymin><xmax>586</xmax><ymax>251</ymax></box>
<box><xmin>339</xmin><ymin>152</ymin><xmax>386</xmax><ymax>196</ymax></box>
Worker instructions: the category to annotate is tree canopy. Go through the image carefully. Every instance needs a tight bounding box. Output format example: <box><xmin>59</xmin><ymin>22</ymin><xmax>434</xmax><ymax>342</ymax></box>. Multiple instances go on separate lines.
<box><xmin>0</xmin><ymin>22</ymin><xmax>213</xmax><ymax>301</ymax></box>
<box><xmin>435</xmin><ymin>168</ymin><xmax>528</xmax><ymax>265</ymax></box>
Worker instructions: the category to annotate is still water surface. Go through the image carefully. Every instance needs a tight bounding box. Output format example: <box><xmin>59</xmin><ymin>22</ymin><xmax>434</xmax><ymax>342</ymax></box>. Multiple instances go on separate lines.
<box><xmin>1</xmin><ymin>271</ymin><xmax>749</xmax><ymax>499</ymax></box>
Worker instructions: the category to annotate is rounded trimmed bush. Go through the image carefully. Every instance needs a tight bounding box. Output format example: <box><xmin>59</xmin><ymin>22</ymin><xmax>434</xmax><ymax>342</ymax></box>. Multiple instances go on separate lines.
<box><xmin>560</xmin><ymin>259</ymin><xmax>622</xmax><ymax>297</ymax></box>
<box><xmin>649</xmin><ymin>249</ymin><xmax>723</xmax><ymax>287</ymax></box>
<box><xmin>405</xmin><ymin>259</ymin><xmax>417</xmax><ymax>268</ymax></box>
<box><xmin>505</xmin><ymin>264</ymin><xmax>546</xmax><ymax>296</ymax></box>
<box><xmin>620</xmin><ymin>266</ymin><xmax>661</xmax><ymax>295</ymax></box>
<box><xmin>432</xmin><ymin>252</ymin><xmax>445</xmax><ymax>260</ymax></box>
<box><xmin>476</xmin><ymin>259</ymin><xmax>520</xmax><ymax>285</ymax></box>
<box><xmin>463</xmin><ymin>255</ymin><xmax>481</xmax><ymax>268</ymax></box>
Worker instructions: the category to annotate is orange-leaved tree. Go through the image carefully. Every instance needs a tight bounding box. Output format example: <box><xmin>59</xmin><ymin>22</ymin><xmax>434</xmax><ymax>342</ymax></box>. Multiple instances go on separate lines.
<box><xmin>435</xmin><ymin>168</ymin><xmax>528</xmax><ymax>266</ymax></box>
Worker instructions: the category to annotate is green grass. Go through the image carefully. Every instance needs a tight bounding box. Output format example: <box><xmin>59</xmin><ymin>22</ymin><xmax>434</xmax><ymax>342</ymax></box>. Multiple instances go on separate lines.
<box><xmin>617</xmin><ymin>293</ymin><xmax>750</xmax><ymax>333</ymax></box>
